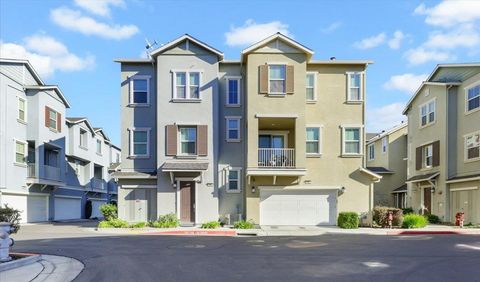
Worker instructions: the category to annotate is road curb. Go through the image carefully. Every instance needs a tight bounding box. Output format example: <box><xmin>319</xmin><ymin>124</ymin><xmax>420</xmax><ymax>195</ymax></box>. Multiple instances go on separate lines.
<box><xmin>143</xmin><ymin>229</ymin><xmax>237</xmax><ymax>236</ymax></box>
<box><xmin>0</xmin><ymin>253</ymin><xmax>41</xmax><ymax>272</ymax></box>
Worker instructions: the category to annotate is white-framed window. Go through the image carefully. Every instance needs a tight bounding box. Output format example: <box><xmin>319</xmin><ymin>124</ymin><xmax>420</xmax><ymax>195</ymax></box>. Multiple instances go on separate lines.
<box><xmin>306</xmin><ymin>127</ymin><xmax>321</xmax><ymax>155</ymax></box>
<box><xmin>465</xmin><ymin>131</ymin><xmax>480</xmax><ymax>161</ymax></box>
<box><xmin>306</xmin><ymin>72</ymin><xmax>316</xmax><ymax>102</ymax></box>
<box><xmin>129</xmin><ymin>128</ymin><xmax>150</xmax><ymax>157</ymax></box>
<box><xmin>48</xmin><ymin>108</ymin><xmax>58</xmax><ymax>130</ymax></box>
<box><xmin>79</xmin><ymin>128</ymin><xmax>88</xmax><ymax>148</ymax></box>
<box><xmin>14</xmin><ymin>140</ymin><xmax>26</xmax><ymax>164</ymax></box>
<box><xmin>96</xmin><ymin>140</ymin><xmax>102</xmax><ymax>155</ymax></box>
<box><xmin>226</xmin><ymin>77</ymin><xmax>241</xmax><ymax>106</ymax></box>
<box><xmin>382</xmin><ymin>137</ymin><xmax>388</xmax><ymax>153</ymax></box>
<box><xmin>172</xmin><ymin>71</ymin><xmax>202</xmax><ymax>100</ymax></box>
<box><xmin>226</xmin><ymin>117</ymin><xmax>241</xmax><ymax>142</ymax></box>
<box><xmin>18</xmin><ymin>97</ymin><xmax>26</xmax><ymax>122</ymax></box>
<box><xmin>227</xmin><ymin>168</ymin><xmax>241</xmax><ymax>192</ymax></box>
<box><xmin>368</xmin><ymin>143</ymin><xmax>375</xmax><ymax>160</ymax></box>
<box><xmin>466</xmin><ymin>84</ymin><xmax>480</xmax><ymax>113</ymax></box>
<box><xmin>179</xmin><ymin>126</ymin><xmax>197</xmax><ymax>155</ymax></box>
<box><xmin>423</xmin><ymin>144</ymin><xmax>433</xmax><ymax>168</ymax></box>
<box><xmin>347</xmin><ymin>72</ymin><xmax>363</xmax><ymax>102</ymax></box>
<box><xmin>269</xmin><ymin>65</ymin><xmax>286</xmax><ymax>94</ymax></box>
<box><xmin>342</xmin><ymin>126</ymin><xmax>362</xmax><ymax>155</ymax></box>
<box><xmin>420</xmin><ymin>99</ymin><xmax>436</xmax><ymax>127</ymax></box>
<box><xmin>129</xmin><ymin>75</ymin><xmax>150</xmax><ymax>105</ymax></box>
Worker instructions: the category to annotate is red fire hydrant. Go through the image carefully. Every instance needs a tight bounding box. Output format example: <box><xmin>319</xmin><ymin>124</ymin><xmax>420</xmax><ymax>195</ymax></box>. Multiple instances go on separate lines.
<box><xmin>387</xmin><ymin>211</ymin><xmax>393</xmax><ymax>229</ymax></box>
<box><xmin>455</xmin><ymin>212</ymin><xmax>465</xmax><ymax>228</ymax></box>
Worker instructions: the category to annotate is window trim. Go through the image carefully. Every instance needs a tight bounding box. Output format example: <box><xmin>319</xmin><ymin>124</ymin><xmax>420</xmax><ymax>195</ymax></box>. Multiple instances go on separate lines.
<box><xmin>128</xmin><ymin>127</ymin><xmax>151</xmax><ymax>158</ymax></box>
<box><xmin>226</xmin><ymin>167</ymin><xmax>242</xmax><ymax>193</ymax></box>
<box><xmin>47</xmin><ymin>108</ymin><xmax>58</xmax><ymax>131</ymax></box>
<box><xmin>96</xmin><ymin>139</ymin><xmax>103</xmax><ymax>155</ymax></box>
<box><xmin>171</xmin><ymin>69</ymin><xmax>203</xmax><ymax>101</ymax></box>
<box><xmin>225</xmin><ymin>76</ymin><xmax>242</xmax><ymax>107</ymax></box>
<box><xmin>367</xmin><ymin>143</ymin><xmax>375</xmax><ymax>161</ymax></box>
<box><xmin>306</xmin><ymin>125</ymin><xmax>322</xmax><ymax>156</ymax></box>
<box><xmin>129</xmin><ymin>75</ymin><xmax>151</xmax><ymax>106</ymax></box>
<box><xmin>306</xmin><ymin>72</ymin><xmax>317</xmax><ymax>103</ymax></box>
<box><xmin>465</xmin><ymin>81</ymin><xmax>480</xmax><ymax>114</ymax></box>
<box><xmin>17</xmin><ymin>97</ymin><xmax>27</xmax><ymax>123</ymax></box>
<box><xmin>268</xmin><ymin>64</ymin><xmax>287</xmax><ymax>95</ymax></box>
<box><xmin>423</xmin><ymin>144</ymin><xmax>433</xmax><ymax>169</ymax></box>
<box><xmin>464</xmin><ymin>130</ymin><xmax>480</xmax><ymax>162</ymax></box>
<box><xmin>382</xmin><ymin>137</ymin><xmax>388</xmax><ymax>153</ymax></box>
<box><xmin>178</xmin><ymin>126</ymin><xmax>197</xmax><ymax>156</ymax></box>
<box><xmin>341</xmin><ymin>125</ymin><xmax>363</xmax><ymax>156</ymax></box>
<box><xmin>14</xmin><ymin>139</ymin><xmax>27</xmax><ymax>165</ymax></box>
<box><xmin>418</xmin><ymin>98</ymin><xmax>436</xmax><ymax>128</ymax></box>
<box><xmin>225</xmin><ymin>116</ymin><xmax>241</xmax><ymax>142</ymax></box>
<box><xmin>346</xmin><ymin>71</ymin><xmax>364</xmax><ymax>103</ymax></box>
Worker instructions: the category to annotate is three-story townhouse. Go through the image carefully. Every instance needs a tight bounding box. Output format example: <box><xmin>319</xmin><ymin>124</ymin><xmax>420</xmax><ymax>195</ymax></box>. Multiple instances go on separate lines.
<box><xmin>403</xmin><ymin>63</ymin><xmax>480</xmax><ymax>224</ymax></box>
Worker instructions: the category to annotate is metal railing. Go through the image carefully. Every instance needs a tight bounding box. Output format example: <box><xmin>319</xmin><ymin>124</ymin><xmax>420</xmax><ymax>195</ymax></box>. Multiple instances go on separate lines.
<box><xmin>258</xmin><ymin>148</ymin><xmax>295</xmax><ymax>168</ymax></box>
<box><xmin>27</xmin><ymin>163</ymin><xmax>36</xmax><ymax>177</ymax></box>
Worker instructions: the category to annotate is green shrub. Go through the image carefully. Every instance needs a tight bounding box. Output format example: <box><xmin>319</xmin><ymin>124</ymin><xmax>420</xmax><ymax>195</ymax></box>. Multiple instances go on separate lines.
<box><xmin>426</xmin><ymin>214</ymin><xmax>441</xmax><ymax>224</ymax></box>
<box><xmin>402</xmin><ymin>214</ymin><xmax>428</xmax><ymax>229</ymax></box>
<box><xmin>402</xmin><ymin>207</ymin><xmax>414</xmax><ymax>215</ymax></box>
<box><xmin>130</xmin><ymin>222</ymin><xmax>147</xmax><ymax>228</ymax></box>
<box><xmin>372</xmin><ymin>206</ymin><xmax>403</xmax><ymax>227</ymax></box>
<box><xmin>337</xmin><ymin>212</ymin><xmax>359</xmax><ymax>229</ymax></box>
<box><xmin>201</xmin><ymin>221</ymin><xmax>220</xmax><ymax>229</ymax></box>
<box><xmin>109</xmin><ymin>218</ymin><xmax>129</xmax><ymax>228</ymax></box>
<box><xmin>98</xmin><ymin>220</ymin><xmax>113</xmax><ymax>228</ymax></box>
<box><xmin>0</xmin><ymin>204</ymin><xmax>21</xmax><ymax>234</ymax></box>
<box><xmin>233</xmin><ymin>220</ymin><xmax>255</xmax><ymax>229</ymax></box>
<box><xmin>99</xmin><ymin>204</ymin><xmax>117</xmax><ymax>221</ymax></box>
<box><xmin>149</xmin><ymin>213</ymin><xmax>179</xmax><ymax>228</ymax></box>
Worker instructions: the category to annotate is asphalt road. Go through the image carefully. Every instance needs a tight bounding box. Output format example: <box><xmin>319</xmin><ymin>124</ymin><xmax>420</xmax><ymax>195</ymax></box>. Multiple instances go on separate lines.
<box><xmin>10</xmin><ymin>223</ymin><xmax>480</xmax><ymax>282</ymax></box>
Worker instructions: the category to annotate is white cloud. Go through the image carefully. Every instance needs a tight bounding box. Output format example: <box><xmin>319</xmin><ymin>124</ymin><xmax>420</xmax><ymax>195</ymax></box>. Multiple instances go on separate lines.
<box><xmin>423</xmin><ymin>25</ymin><xmax>480</xmax><ymax>50</ymax></box>
<box><xmin>321</xmin><ymin>21</ymin><xmax>342</xmax><ymax>34</ymax></box>
<box><xmin>367</xmin><ymin>103</ymin><xmax>407</xmax><ymax>133</ymax></box>
<box><xmin>225</xmin><ymin>19</ymin><xmax>292</xmax><ymax>47</ymax></box>
<box><xmin>0</xmin><ymin>35</ymin><xmax>95</xmax><ymax>79</ymax></box>
<box><xmin>383</xmin><ymin>73</ymin><xmax>428</xmax><ymax>94</ymax></box>
<box><xmin>414</xmin><ymin>1</ymin><xmax>480</xmax><ymax>27</ymax></box>
<box><xmin>388</xmin><ymin>30</ymin><xmax>405</xmax><ymax>49</ymax></box>
<box><xmin>404</xmin><ymin>47</ymin><xmax>453</xmax><ymax>65</ymax></box>
<box><xmin>74</xmin><ymin>0</ymin><xmax>125</xmax><ymax>17</ymax></box>
<box><xmin>353</xmin><ymin>33</ymin><xmax>386</xmax><ymax>49</ymax></box>
<box><xmin>50</xmin><ymin>7</ymin><xmax>139</xmax><ymax>40</ymax></box>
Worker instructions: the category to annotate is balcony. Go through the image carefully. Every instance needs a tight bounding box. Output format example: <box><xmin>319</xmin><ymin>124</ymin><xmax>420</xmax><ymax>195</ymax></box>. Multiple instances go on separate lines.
<box><xmin>258</xmin><ymin>148</ymin><xmax>295</xmax><ymax>168</ymax></box>
<box><xmin>44</xmin><ymin>165</ymin><xmax>61</xmax><ymax>181</ymax></box>
<box><xmin>26</xmin><ymin>163</ymin><xmax>62</xmax><ymax>185</ymax></box>
<box><xmin>27</xmin><ymin>163</ymin><xmax>36</xmax><ymax>178</ymax></box>
<box><xmin>91</xmin><ymin>178</ymin><xmax>104</xmax><ymax>190</ymax></box>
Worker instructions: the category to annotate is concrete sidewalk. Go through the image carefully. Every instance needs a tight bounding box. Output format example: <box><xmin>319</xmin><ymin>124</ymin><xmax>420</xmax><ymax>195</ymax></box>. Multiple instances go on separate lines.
<box><xmin>0</xmin><ymin>255</ymin><xmax>84</xmax><ymax>282</ymax></box>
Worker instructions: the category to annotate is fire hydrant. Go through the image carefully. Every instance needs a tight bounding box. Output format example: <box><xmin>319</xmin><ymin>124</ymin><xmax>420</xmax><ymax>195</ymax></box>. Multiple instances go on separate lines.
<box><xmin>455</xmin><ymin>212</ymin><xmax>465</xmax><ymax>228</ymax></box>
<box><xmin>0</xmin><ymin>222</ymin><xmax>14</xmax><ymax>262</ymax></box>
<box><xmin>387</xmin><ymin>211</ymin><xmax>393</xmax><ymax>229</ymax></box>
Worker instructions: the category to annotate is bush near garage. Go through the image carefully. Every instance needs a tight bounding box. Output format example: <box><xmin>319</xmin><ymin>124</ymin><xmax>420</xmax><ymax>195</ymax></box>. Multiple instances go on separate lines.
<box><xmin>99</xmin><ymin>204</ymin><xmax>118</xmax><ymax>221</ymax></box>
<box><xmin>130</xmin><ymin>222</ymin><xmax>147</xmax><ymax>228</ymax></box>
<box><xmin>402</xmin><ymin>214</ymin><xmax>428</xmax><ymax>229</ymax></box>
<box><xmin>233</xmin><ymin>220</ymin><xmax>255</xmax><ymax>229</ymax></box>
<box><xmin>0</xmin><ymin>204</ymin><xmax>21</xmax><ymax>234</ymax></box>
<box><xmin>426</xmin><ymin>214</ymin><xmax>441</xmax><ymax>224</ymax></box>
<box><xmin>201</xmin><ymin>221</ymin><xmax>220</xmax><ymax>229</ymax></box>
<box><xmin>149</xmin><ymin>213</ymin><xmax>180</xmax><ymax>228</ymax></box>
<box><xmin>402</xmin><ymin>207</ymin><xmax>414</xmax><ymax>215</ymax></box>
<box><xmin>337</xmin><ymin>212</ymin><xmax>359</xmax><ymax>229</ymax></box>
<box><xmin>372</xmin><ymin>206</ymin><xmax>404</xmax><ymax>228</ymax></box>
<box><xmin>98</xmin><ymin>218</ymin><xmax>129</xmax><ymax>228</ymax></box>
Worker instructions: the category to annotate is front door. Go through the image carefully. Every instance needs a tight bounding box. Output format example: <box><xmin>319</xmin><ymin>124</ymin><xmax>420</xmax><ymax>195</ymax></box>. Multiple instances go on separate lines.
<box><xmin>134</xmin><ymin>189</ymin><xmax>147</xmax><ymax>222</ymax></box>
<box><xmin>180</xmin><ymin>181</ymin><xmax>195</xmax><ymax>223</ymax></box>
<box><xmin>423</xmin><ymin>187</ymin><xmax>432</xmax><ymax>215</ymax></box>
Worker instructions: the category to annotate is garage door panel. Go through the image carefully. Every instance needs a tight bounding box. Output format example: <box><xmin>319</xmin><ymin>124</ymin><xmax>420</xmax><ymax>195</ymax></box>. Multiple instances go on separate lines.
<box><xmin>54</xmin><ymin>197</ymin><xmax>81</xmax><ymax>220</ymax></box>
<box><xmin>2</xmin><ymin>194</ymin><xmax>48</xmax><ymax>223</ymax></box>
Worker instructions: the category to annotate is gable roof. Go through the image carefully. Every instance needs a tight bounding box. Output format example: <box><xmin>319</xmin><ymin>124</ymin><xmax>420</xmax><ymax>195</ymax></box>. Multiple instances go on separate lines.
<box><xmin>366</xmin><ymin>122</ymin><xmax>407</xmax><ymax>144</ymax></box>
<box><xmin>0</xmin><ymin>58</ymin><xmax>44</xmax><ymax>85</ymax></box>
<box><xmin>24</xmin><ymin>85</ymin><xmax>71</xmax><ymax>108</ymax></box>
<box><xmin>149</xmin><ymin>34</ymin><xmax>224</xmax><ymax>60</ymax></box>
<box><xmin>94</xmin><ymin>127</ymin><xmax>110</xmax><ymax>141</ymax></box>
<box><xmin>241</xmin><ymin>32</ymin><xmax>314</xmax><ymax>61</ymax></box>
<box><xmin>66</xmin><ymin>117</ymin><xmax>96</xmax><ymax>134</ymax></box>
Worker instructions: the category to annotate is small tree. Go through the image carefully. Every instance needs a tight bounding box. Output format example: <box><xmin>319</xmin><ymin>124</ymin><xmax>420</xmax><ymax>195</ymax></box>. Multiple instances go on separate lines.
<box><xmin>0</xmin><ymin>204</ymin><xmax>21</xmax><ymax>234</ymax></box>
<box><xmin>99</xmin><ymin>204</ymin><xmax>117</xmax><ymax>221</ymax></box>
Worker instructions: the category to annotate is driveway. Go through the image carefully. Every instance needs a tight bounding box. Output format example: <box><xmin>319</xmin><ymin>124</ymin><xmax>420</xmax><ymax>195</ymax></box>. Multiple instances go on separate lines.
<box><xmin>9</xmin><ymin>223</ymin><xmax>480</xmax><ymax>281</ymax></box>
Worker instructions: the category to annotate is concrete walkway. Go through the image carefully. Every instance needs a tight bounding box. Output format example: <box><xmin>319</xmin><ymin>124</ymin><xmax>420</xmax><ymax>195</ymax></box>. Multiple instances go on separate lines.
<box><xmin>0</xmin><ymin>255</ymin><xmax>84</xmax><ymax>282</ymax></box>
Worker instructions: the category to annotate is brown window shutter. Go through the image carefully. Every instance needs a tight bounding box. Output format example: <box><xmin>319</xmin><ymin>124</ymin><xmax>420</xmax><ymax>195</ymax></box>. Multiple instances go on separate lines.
<box><xmin>416</xmin><ymin>146</ymin><xmax>422</xmax><ymax>170</ymax></box>
<box><xmin>197</xmin><ymin>125</ymin><xmax>208</xmax><ymax>156</ymax></box>
<box><xmin>259</xmin><ymin>64</ymin><xmax>268</xmax><ymax>94</ymax></box>
<box><xmin>286</xmin><ymin>65</ymin><xmax>294</xmax><ymax>94</ymax></box>
<box><xmin>432</xmin><ymin>140</ymin><xmax>440</xmax><ymax>167</ymax></box>
<box><xmin>57</xmin><ymin>112</ymin><xmax>62</xmax><ymax>132</ymax></box>
<box><xmin>166</xmin><ymin>124</ymin><xmax>177</xmax><ymax>156</ymax></box>
<box><xmin>45</xmin><ymin>106</ymin><xmax>50</xmax><ymax>128</ymax></box>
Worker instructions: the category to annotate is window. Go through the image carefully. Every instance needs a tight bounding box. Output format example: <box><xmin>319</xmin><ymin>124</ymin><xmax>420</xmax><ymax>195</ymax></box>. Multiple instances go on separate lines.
<box><xmin>382</xmin><ymin>137</ymin><xmax>388</xmax><ymax>153</ymax></box>
<box><xmin>96</xmin><ymin>140</ymin><xmax>102</xmax><ymax>155</ymax></box>
<box><xmin>466</xmin><ymin>84</ymin><xmax>480</xmax><ymax>113</ymax></box>
<box><xmin>269</xmin><ymin>65</ymin><xmax>286</xmax><ymax>94</ymax></box>
<box><xmin>306</xmin><ymin>73</ymin><xmax>316</xmax><ymax>101</ymax></box>
<box><xmin>80</xmin><ymin>129</ymin><xmax>88</xmax><ymax>148</ymax></box>
<box><xmin>226</xmin><ymin>78</ymin><xmax>240</xmax><ymax>106</ymax></box>
<box><xmin>130</xmin><ymin>76</ymin><xmax>150</xmax><ymax>104</ymax></box>
<box><xmin>48</xmin><ymin>108</ymin><xmax>57</xmax><ymax>130</ymax></box>
<box><xmin>173</xmin><ymin>71</ymin><xmax>201</xmax><ymax>100</ymax></box>
<box><xmin>15</xmin><ymin>140</ymin><xmax>26</xmax><ymax>164</ymax></box>
<box><xmin>368</xmin><ymin>143</ymin><xmax>375</xmax><ymax>160</ymax></box>
<box><xmin>130</xmin><ymin>129</ymin><xmax>149</xmax><ymax>157</ymax></box>
<box><xmin>465</xmin><ymin>131</ymin><xmax>480</xmax><ymax>161</ymax></box>
<box><xmin>18</xmin><ymin>97</ymin><xmax>26</xmax><ymax>122</ymax></box>
<box><xmin>423</xmin><ymin>145</ymin><xmax>433</xmax><ymax>168</ymax></box>
<box><xmin>347</xmin><ymin>72</ymin><xmax>362</xmax><ymax>101</ymax></box>
<box><xmin>342</xmin><ymin>127</ymin><xmax>361</xmax><ymax>155</ymax></box>
<box><xmin>179</xmin><ymin>127</ymin><xmax>197</xmax><ymax>155</ymax></box>
<box><xmin>226</xmin><ymin>117</ymin><xmax>241</xmax><ymax>142</ymax></box>
<box><xmin>306</xmin><ymin>127</ymin><xmax>321</xmax><ymax>154</ymax></box>
<box><xmin>227</xmin><ymin>169</ymin><xmax>241</xmax><ymax>192</ymax></box>
<box><xmin>420</xmin><ymin>99</ymin><xmax>435</xmax><ymax>127</ymax></box>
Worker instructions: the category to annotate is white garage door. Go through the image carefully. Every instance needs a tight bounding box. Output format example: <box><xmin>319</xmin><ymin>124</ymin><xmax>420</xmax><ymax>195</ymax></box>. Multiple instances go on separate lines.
<box><xmin>1</xmin><ymin>194</ymin><xmax>48</xmax><ymax>223</ymax></box>
<box><xmin>260</xmin><ymin>189</ymin><xmax>337</xmax><ymax>226</ymax></box>
<box><xmin>91</xmin><ymin>199</ymin><xmax>107</xmax><ymax>219</ymax></box>
<box><xmin>54</xmin><ymin>197</ymin><xmax>82</xmax><ymax>220</ymax></box>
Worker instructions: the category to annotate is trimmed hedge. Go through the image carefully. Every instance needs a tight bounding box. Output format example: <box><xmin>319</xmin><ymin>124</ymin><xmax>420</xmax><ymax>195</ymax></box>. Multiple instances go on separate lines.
<box><xmin>427</xmin><ymin>214</ymin><xmax>441</xmax><ymax>224</ymax></box>
<box><xmin>201</xmin><ymin>221</ymin><xmax>220</xmax><ymax>229</ymax></box>
<box><xmin>402</xmin><ymin>214</ymin><xmax>428</xmax><ymax>229</ymax></box>
<box><xmin>402</xmin><ymin>207</ymin><xmax>414</xmax><ymax>215</ymax></box>
<box><xmin>337</xmin><ymin>212</ymin><xmax>359</xmax><ymax>229</ymax></box>
<box><xmin>373</xmin><ymin>206</ymin><xmax>403</xmax><ymax>227</ymax></box>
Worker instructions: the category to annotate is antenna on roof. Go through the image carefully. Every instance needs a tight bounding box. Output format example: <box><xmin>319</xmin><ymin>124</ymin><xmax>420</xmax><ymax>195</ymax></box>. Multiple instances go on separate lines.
<box><xmin>145</xmin><ymin>38</ymin><xmax>158</xmax><ymax>58</ymax></box>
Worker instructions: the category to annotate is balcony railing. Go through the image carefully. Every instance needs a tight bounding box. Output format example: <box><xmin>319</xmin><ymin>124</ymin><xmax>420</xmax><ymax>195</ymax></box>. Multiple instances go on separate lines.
<box><xmin>44</xmin><ymin>165</ymin><xmax>61</xmax><ymax>181</ymax></box>
<box><xmin>91</xmin><ymin>178</ymin><xmax>104</xmax><ymax>190</ymax></box>
<box><xmin>258</xmin><ymin>148</ymin><xmax>295</xmax><ymax>168</ymax></box>
<box><xmin>27</xmin><ymin>163</ymin><xmax>36</xmax><ymax>178</ymax></box>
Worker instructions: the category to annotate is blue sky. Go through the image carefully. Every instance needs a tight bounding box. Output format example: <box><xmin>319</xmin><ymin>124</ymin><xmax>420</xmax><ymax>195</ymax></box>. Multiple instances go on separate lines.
<box><xmin>1</xmin><ymin>0</ymin><xmax>479</xmax><ymax>145</ymax></box>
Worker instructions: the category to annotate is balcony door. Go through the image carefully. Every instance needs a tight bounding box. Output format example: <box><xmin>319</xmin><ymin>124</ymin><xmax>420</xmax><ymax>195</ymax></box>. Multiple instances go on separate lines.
<box><xmin>259</xmin><ymin>135</ymin><xmax>285</xmax><ymax>149</ymax></box>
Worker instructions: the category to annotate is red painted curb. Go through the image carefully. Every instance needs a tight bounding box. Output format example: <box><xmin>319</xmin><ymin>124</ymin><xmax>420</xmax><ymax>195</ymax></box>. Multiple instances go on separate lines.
<box><xmin>143</xmin><ymin>230</ymin><xmax>237</xmax><ymax>236</ymax></box>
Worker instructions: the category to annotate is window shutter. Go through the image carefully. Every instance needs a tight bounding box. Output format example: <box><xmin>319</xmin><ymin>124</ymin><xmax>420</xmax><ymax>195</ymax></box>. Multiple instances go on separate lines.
<box><xmin>45</xmin><ymin>106</ymin><xmax>50</xmax><ymax>128</ymax></box>
<box><xmin>432</xmin><ymin>140</ymin><xmax>440</xmax><ymax>167</ymax></box>
<box><xmin>416</xmin><ymin>146</ymin><xmax>422</xmax><ymax>170</ymax></box>
<box><xmin>57</xmin><ymin>112</ymin><xmax>62</xmax><ymax>132</ymax></box>
<box><xmin>259</xmin><ymin>65</ymin><xmax>268</xmax><ymax>94</ymax></box>
<box><xmin>286</xmin><ymin>65</ymin><xmax>294</xmax><ymax>94</ymax></box>
<box><xmin>166</xmin><ymin>124</ymin><xmax>177</xmax><ymax>156</ymax></box>
<box><xmin>197</xmin><ymin>125</ymin><xmax>208</xmax><ymax>156</ymax></box>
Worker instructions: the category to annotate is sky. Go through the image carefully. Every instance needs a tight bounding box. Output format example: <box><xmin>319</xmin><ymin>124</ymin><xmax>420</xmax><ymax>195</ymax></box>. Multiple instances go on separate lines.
<box><xmin>1</xmin><ymin>0</ymin><xmax>480</xmax><ymax>146</ymax></box>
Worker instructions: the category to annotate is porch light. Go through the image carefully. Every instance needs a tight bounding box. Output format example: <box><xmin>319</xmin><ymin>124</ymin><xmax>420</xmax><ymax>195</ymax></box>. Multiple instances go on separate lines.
<box><xmin>172</xmin><ymin>183</ymin><xmax>177</xmax><ymax>189</ymax></box>
<box><xmin>251</xmin><ymin>186</ymin><xmax>256</xmax><ymax>194</ymax></box>
<box><xmin>431</xmin><ymin>187</ymin><xmax>435</xmax><ymax>193</ymax></box>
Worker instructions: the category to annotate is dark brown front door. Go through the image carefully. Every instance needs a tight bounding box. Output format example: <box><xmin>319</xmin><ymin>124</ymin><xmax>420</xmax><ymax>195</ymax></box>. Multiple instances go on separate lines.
<box><xmin>423</xmin><ymin>187</ymin><xmax>432</xmax><ymax>215</ymax></box>
<box><xmin>180</xmin><ymin>181</ymin><xmax>195</xmax><ymax>223</ymax></box>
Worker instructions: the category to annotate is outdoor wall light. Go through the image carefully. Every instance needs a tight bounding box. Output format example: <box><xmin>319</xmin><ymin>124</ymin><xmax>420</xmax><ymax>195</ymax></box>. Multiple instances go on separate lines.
<box><xmin>431</xmin><ymin>187</ymin><xmax>435</xmax><ymax>193</ymax></box>
<box><xmin>251</xmin><ymin>186</ymin><xmax>256</xmax><ymax>193</ymax></box>
<box><xmin>172</xmin><ymin>183</ymin><xmax>177</xmax><ymax>189</ymax></box>
<box><xmin>341</xmin><ymin>186</ymin><xmax>346</xmax><ymax>192</ymax></box>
